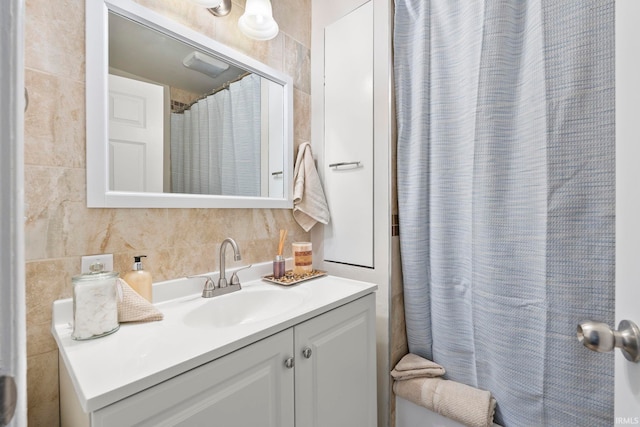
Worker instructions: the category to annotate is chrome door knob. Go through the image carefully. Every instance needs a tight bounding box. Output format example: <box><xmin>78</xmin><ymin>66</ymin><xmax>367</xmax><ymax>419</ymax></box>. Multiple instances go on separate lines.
<box><xmin>577</xmin><ymin>320</ymin><xmax>640</xmax><ymax>363</ymax></box>
<box><xmin>302</xmin><ymin>347</ymin><xmax>312</xmax><ymax>359</ymax></box>
<box><xmin>284</xmin><ymin>357</ymin><xmax>295</xmax><ymax>369</ymax></box>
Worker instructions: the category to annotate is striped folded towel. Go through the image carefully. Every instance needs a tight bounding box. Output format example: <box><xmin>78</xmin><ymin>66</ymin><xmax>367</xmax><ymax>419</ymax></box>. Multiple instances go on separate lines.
<box><xmin>292</xmin><ymin>142</ymin><xmax>330</xmax><ymax>232</ymax></box>
<box><xmin>116</xmin><ymin>278</ymin><xmax>164</xmax><ymax>323</ymax></box>
<box><xmin>391</xmin><ymin>353</ymin><xmax>446</xmax><ymax>380</ymax></box>
<box><xmin>394</xmin><ymin>376</ymin><xmax>497</xmax><ymax>427</ymax></box>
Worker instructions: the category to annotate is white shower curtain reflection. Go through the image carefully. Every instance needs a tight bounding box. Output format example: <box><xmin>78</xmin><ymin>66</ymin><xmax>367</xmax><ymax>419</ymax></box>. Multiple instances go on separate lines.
<box><xmin>170</xmin><ymin>74</ymin><xmax>261</xmax><ymax>196</ymax></box>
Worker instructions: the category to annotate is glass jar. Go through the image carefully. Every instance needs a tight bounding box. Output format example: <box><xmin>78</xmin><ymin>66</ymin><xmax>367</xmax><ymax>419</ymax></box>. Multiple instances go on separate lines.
<box><xmin>273</xmin><ymin>255</ymin><xmax>285</xmax><ymax>279</ymax></box>
<box><xmin>71</xmin><ymin>262</ymin><xmax>120</xmax><ymax>340</ymax></box>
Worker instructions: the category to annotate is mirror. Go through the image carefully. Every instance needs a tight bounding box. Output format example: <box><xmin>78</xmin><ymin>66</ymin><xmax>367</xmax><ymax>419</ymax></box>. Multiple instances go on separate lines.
<box><xmin>86</xmin><ymin>0</ymin><xmax>293</xmax><ymax>208</ymax></box>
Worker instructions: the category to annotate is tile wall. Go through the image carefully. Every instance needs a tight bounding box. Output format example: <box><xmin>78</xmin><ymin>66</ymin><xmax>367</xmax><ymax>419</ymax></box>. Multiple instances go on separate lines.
<box><xmin>24</xmin><ymin>0</ymin><xmax>310</xmax><ymax>424</ymax></box>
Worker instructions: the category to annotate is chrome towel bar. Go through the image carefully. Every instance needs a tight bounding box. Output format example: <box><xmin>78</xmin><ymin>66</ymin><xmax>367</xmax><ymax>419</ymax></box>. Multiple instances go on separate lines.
<box><xmin>329</xmin><ymin>161</ymin><xmax>361</xmax><ymax>169</ymax></box>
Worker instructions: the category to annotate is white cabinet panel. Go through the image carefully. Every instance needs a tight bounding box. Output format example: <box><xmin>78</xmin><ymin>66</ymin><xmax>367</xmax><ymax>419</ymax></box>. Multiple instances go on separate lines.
<box><xmin>295</xmin><ymin>294</ymin><xmax>377</xmax><ymax>427</ymax></box>
<box><xmin>91</xmin><ymin>330</ymin><xmax>294</xmax><ymax>427</ymax></box>
<box><xmin>323</xmin><ymin>2</ymin><xmax>374</xmax><ymax>268</ymax></box>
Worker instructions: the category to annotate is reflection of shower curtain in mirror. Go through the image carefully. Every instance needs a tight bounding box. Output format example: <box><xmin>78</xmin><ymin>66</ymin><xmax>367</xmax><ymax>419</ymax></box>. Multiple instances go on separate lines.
<box><xmin>170</xmin><ymin>74</ymin><xmax>261</xmax><ymax>196</ymax></box>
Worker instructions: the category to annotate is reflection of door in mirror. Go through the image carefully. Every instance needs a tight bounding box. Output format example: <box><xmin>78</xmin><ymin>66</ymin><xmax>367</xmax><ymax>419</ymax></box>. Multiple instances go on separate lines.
<box><xmin>266</xmin><ymin>79</ymin><xmax>285</xmax><ymax>199</ymax></box>
<box><xmin>109</xmin><ymin>74</ymin><xmax>164</xmax><ymax>192</ymax></box>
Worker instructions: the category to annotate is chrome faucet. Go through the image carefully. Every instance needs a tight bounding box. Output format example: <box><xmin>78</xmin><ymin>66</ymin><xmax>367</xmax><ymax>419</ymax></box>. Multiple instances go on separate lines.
<box><xmin>218</xmin><ymin>237</ymin><xmax>241</xmax><ymax>288</ymax></box>
<box><xmin>198</xmin><ymin>238</ymin><xmax>246</xmax><ymax>298</ymax></box>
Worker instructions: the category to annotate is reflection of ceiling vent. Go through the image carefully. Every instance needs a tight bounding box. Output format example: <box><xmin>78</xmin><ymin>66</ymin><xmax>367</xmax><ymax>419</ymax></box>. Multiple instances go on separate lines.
<box><xmin>182</xmin><ymin>51</ymin><xmax>229</xmax><ymax>78</ymax></box>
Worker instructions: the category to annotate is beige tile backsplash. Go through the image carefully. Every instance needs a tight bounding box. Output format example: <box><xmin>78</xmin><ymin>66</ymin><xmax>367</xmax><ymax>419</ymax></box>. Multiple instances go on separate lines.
<box><xmin>24</xmin><ymin>0</ymin><xmax>310</xmax><ymax>424</ymax></box>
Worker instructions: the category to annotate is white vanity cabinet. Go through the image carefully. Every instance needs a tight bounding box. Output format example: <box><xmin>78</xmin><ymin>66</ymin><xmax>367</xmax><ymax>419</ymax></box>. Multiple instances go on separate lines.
<box><xmin>90</xmin><ymin>329</ymin><xmax>295</xmax><ymax>427</ymax></box>
<box><xmin>61</xmin><ymin>293</ymin><xmax>376</xmax><ymax>427</ymax></box>
<box><xmin>295</xmin><ymin>293</ymin><xmax>377</xmax><ymax>426</ymax></box>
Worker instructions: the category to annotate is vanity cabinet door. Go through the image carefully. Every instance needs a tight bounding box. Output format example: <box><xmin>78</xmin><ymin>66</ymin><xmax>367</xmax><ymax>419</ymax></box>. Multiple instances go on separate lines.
<box><xmin>91</xmin><ymin>329</ymin><xmax>295</xmax><ymax>427</ymax></box>
<box><xmin>294</xmin><ymin>294</ymin><xmax>377</xmax><ymax>427</ymax></box>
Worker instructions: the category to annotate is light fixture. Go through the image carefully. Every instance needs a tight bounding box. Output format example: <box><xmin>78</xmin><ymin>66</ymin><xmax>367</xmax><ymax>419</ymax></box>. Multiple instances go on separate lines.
<box><xmin>188</xmin><ymin>0</ymin><xmax>231</xmax><ymax>17</ymax></box>
<box><xmin>238</xmin><ymin>0</ymin><xmax>279</xmax><ymax>41</ymax></box>
<box><xmin>182</xmin><ymin>51</ymin><xmax>230</xmax><ymax>78</ymax></box>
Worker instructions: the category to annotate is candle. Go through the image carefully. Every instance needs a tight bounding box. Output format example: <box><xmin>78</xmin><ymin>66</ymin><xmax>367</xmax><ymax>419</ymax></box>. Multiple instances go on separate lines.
<box><xmin>292</xmin><ymin>242</ymin><xmax>313</xmax><ymax>275</ymax></box>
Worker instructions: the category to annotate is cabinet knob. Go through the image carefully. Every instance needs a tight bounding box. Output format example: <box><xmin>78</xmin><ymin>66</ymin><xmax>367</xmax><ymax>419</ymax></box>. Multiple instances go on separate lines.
<box><xmin>302</xmin><ymin>347</ymin><xmax>312</xmax><ymax>359</ymax></box>
<box><xmin>284</xmin><ymin>357</ymin><xmax>295</xmax><ymax>369</ymax></box>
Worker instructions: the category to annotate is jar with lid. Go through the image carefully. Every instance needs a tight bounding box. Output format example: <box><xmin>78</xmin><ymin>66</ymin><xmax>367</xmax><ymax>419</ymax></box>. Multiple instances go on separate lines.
<box><xmin>72</xmin><ymin>262</ymin><xmax>120</xmax><ymax>340</ymax></box>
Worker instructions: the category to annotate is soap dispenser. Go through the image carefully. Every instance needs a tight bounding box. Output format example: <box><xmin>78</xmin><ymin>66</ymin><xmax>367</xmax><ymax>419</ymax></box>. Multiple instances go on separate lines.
<box><xmin>123</xmin><ymin>255</ymin><xmax>152</xmax><ymax>302</ymax></box>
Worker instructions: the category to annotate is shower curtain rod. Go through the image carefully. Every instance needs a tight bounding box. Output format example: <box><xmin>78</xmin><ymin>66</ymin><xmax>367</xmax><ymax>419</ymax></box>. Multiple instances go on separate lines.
<box><xmin>173</xmin><ymin>72</ymin><xmax>252</xmax><ymax>114</ymax></box>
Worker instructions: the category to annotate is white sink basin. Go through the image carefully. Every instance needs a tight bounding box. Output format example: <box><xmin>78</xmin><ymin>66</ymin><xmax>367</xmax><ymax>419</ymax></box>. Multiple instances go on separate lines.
<box><xmin>182</xmin><ymin>285</ymin><xmax>308</xmax><ymax>328</ymax></box>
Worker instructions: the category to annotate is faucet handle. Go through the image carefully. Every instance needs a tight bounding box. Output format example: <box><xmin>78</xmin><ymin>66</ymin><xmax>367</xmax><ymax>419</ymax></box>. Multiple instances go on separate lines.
<box><xmin>230</xmin><ymin>264</ymin><xmax>252</xmax><ymax>287</ymax></box>
<box><xmin>230</xmin><ymin>273</ymin><xmax>239</xmax><ymax>286</ymax></box>
<box><xmin>202</xmin><ymin>276</ymin><xmax>216</xmax><ymax>298</ymax></box>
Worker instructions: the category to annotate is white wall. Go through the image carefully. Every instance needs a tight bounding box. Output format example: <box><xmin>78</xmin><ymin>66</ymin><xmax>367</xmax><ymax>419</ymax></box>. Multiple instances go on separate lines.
<box><xmin>615</xmin><ymin>0</ymin><xmax>640</xmax><ymax>420</ymax></box>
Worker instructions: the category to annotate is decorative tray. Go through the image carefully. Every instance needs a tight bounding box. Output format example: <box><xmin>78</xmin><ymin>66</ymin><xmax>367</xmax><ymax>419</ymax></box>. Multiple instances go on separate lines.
<box><xmin>262</xmin><ymin>269</ymin><xmax>327</xmax><ymax>286</ymax></box>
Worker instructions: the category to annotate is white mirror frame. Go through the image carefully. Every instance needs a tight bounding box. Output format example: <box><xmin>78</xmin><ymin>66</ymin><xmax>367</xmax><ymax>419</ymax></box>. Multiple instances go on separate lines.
<box><xmin>86</xmin><ymin>0</ymin><xmax>294</xmax><ymax>208</ymax></box>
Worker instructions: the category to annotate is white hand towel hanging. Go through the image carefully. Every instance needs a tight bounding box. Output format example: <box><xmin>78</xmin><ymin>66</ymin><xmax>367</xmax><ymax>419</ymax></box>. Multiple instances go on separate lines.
<box><xmin>292</xmin><ymin>142</ymin><xmax>330</xmax><ymax>231</ymax></box>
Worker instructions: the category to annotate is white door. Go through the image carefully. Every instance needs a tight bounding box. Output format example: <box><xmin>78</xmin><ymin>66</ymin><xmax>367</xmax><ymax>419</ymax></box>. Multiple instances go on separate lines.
<box><xmin>0</xmin><ymin>0</ymin><xmax>26</xmax><ymax>425</ymax></box>
<box><xmin>323</xmin><ymin>2</ymin><xmax>374</xmax><ymax>268</ymax></box>
<box><xmin>108</xmin><ymin>74</ymin><xmax>164</xmax><ymax>193</ymax></box>
<box><xmin>615</xmin><ymin>0</ymin><xmax>640</xmax><ymax>422</ymax></box>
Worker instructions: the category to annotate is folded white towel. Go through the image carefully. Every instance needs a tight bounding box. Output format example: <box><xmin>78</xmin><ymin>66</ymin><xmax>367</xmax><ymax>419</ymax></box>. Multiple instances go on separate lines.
<box><xmin>292</xmin><ymin>142</ymin><xmax>330</xmax><ymax>231</ymax></box>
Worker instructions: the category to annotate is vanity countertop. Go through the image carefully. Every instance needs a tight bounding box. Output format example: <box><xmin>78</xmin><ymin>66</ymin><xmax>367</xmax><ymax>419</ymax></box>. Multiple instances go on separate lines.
<box><xmin>51</xmin><ymin>262</ymin><xmax>377</xmax><ymax>413</ymax></box>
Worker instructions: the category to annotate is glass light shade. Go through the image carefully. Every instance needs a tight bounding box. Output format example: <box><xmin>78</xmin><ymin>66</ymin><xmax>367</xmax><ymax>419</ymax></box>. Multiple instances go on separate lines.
<box><xmin>238</xmin><ymin>0</ymin><xmax>279</xmax><ymax>41</ymax></box>
<box><xmin>188</xmin><ymin>0</ymin><xmax>222</xmax><ymax>7</ymax></box>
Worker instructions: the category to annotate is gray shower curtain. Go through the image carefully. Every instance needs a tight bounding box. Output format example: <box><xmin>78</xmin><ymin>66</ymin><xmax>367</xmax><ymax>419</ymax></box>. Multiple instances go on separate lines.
<box><xmin>394</xmin><ymin>1</ymin><xmax>614</xmax><ymax>425</ymax></box>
